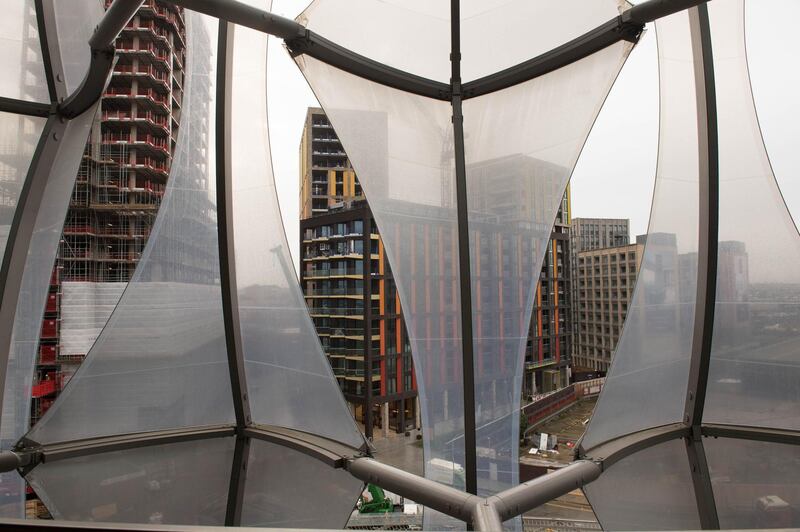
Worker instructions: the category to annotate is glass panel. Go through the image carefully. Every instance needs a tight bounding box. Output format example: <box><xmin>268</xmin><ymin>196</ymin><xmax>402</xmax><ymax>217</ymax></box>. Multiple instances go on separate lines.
<box><xmin>703</xmin><ymin>0</ymin><xmax>800</xmax><ymax>430</ymax></box>
<box><xmin>28</xmin><ymin>437</ymin><xmax>235</xmax><ymax>525</ymax></box>
<box><xmin>0</xmin><ymin>0</ymin><xmax>48</xmax><ymax>102</ymax></box>
<box><xmin>705</xmin><ymin>437</ymin><xmax>800</xmax><ymax>529</ymax></box>
<box><xmin>584</xmin><ymin>439</ymin><xmax>701</xmax><ymax>530</ymax></box>
<box><xmin>294</xmin><ymin>55</ymin><xmax>462</xmax><ymax>526</ymax></box>
<box><xmin>53</xmin><ymin>0</ymin><xmax>105</xmax><ymax>94</ymax></box>
<box><xmin>230</xmin><ymin>3</ymin><xmax>363</xmax><ymax>448</ymax></box>
<box><xmin>298</xmin><ymin>0</ymin><xmax>624</xmax><ymax>83</ymax></box>
<box><xmin>26</xmin><ymin>12</ymin><xmax>235</xmax><ymax>444</ymax></box>
<box><xmin>241</xmin><ymin>439</ymin><xmax>363</xmax><ymax>528</ymax></box>
<box><xmin>0</xmin><ymin>112</ymin><xmax>45</xmax><ymax>271</ymax></box>
<box><xmin>1</xmin><ymin>105</ymin><xmax>99</xmax><ymax>518</ymax></box>
<box><xmin>461</xmin><ymin>39</ymin><xmax>632</xmax><ymax>501</ymax></box>
<box><xmin>583</xmin><ymin>10</ymin><xmax>699</xmax><ymax>450</ymax></box>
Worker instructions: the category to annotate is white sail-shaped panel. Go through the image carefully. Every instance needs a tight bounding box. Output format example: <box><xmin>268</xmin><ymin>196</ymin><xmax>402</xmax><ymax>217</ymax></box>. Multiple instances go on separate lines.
<box><xmin>26</xmin><ymin>12</ymin><xmax>235</xmax><ymax>445</ymax></box>
<box><xmin>229</xmin><ymin>4</ymin><xmax>363</xmax><ymax>447</ymax></box>
<box><xmin>583</xmin><ymin>9</ymin><xmax>700</xmax><ymax>450</ymax></box>
<box><xmin>461</xmin><ymin>37</ymin><xmax>631</xmax><ymax>497</ymax></box>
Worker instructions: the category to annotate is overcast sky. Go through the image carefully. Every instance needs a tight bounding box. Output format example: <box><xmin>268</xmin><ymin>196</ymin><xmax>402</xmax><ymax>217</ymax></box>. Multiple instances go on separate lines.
<box><xmin>265</xmin><ymin>0</ymin><xmax>800</xmax><ymax>269</ymax></box>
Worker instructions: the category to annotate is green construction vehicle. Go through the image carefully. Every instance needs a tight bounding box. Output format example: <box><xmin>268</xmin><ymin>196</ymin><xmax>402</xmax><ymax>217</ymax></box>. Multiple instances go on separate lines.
<box><xmin>357</xmin><ymin>484</ymin><xmax>394</xmax><ymax>514</ymax></box>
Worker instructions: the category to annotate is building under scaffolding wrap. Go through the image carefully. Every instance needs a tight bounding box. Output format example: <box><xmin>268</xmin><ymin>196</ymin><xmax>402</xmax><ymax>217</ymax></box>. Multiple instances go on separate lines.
<box><xmin>31</xmin><ymin>1</ymin><xmax>187</xmax><ymax>434</ymax></box>
<box><xmin>0</xmin><ymin>0</ymin><xmax>797</xmax><ymax>530</ymax></box>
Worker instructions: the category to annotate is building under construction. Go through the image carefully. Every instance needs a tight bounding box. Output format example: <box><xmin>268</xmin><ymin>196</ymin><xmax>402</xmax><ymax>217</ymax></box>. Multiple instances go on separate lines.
<box><xmin>32</xmin><ymin>0</ymin><xmax>187</xmax><ymax>428</ymax></box>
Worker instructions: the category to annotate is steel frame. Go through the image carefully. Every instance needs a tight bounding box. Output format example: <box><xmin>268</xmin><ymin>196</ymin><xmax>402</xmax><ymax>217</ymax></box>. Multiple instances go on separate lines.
<box><xmin>1</xmin><ymin>0</ymin><xmax>797</xmax><ymax>531</ymax></box>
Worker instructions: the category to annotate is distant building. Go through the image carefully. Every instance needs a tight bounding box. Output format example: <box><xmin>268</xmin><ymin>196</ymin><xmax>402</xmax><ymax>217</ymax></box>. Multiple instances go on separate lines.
<box><xmin>573</xmin><ymin>238</ymin><xmax>644</xmax><ymax>372</ymax></box>
<box><xmin>299</xmin><ymin>108</ymin><xmax>417</xmax><ymax>439</ymax></box>
<box><xmin>571</xmin><ymin>218</ymin><xmax>630</xmax><ymax>253</ymax></box>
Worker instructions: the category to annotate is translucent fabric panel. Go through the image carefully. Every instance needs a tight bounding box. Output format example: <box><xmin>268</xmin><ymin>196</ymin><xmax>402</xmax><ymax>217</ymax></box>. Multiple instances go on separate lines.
<box><xmin>28</xmin><ymin>437</ymin><xmax>235</xmax><ymax>525</ymax></box>
<box><xmin>0</xmin><ymin>112</ymin><xmax>45</xmax><ymax>268</ymax></box>
<box><xmin>584</xmin><ymin>439</ymin><xmax>701</xmax><ymax>530</ymax></box>
<box><xmin>583</xmin><ymin>10</ymin><xmax>700</xmax><ymax>450</ymax></box>
<box><xmin>53</xmin><ymin>0</ymin><xmax>105</xmax><ymax>94</ymax></box>
<box><xmin>0</xmin><ymin>0</ymin><xmax>48</xmax><ymax>102</ymax></box>
<box><xmin>705</xmin><ymin>437</ymin><xmax>800</xmax><ymax>529</ymax></box>
<box><xmin>0</xmin><ymin>106</ymin><xmax>98</xmax><ymax>518</ymax></box>
<box><xmin>462</xmin><ymin>41</ymin><xmax>631</xmax><ymax>499</ymax></box>
<box><xmin>241</xmin><ymin>439</ymin><xmax>363</xmax><ymax>528</ymax></box>
<box><xmin>298</xmin><ymin>0</ymin><xmax>625</xmax><ymax>82</ymax></box>
<box><xmin>230</xmin><ymin>3</ymin><xmax>363</xmax><ymax>448</ymax></box>
<box><xmin>703</xmin><ymin>0</ymin><xmax>800</xmax><ymax>430</ymax></box>
<box><xmin>26</xmin><ymin>12</ymin><xmax>234</xmax><ymax>444</ymax></box>
<box><xmin>294</xmin><ymin>55</ymin><xmax>464</xmax><ymax>510</ymax></box>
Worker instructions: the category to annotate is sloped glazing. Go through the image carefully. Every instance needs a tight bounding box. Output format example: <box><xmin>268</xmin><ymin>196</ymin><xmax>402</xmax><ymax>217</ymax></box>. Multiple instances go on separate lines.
<box><xmin>584</xmin><ymin>439</ymin><xmax>701</xmax><ymax>530</ymax></box>
<box><xmin>28</xmin><ymin>437</ymin><xmax>235</xmax><ymax>524</ymax></box>
<box><xmin>241</xmin><ymin>439</ymin><xmax>363</xmax><ymax>527</ymax></box>
<box><xmin>705</xmin><ymin>437</ymin><xmax>800</xmax><ymax>528</ymax></box>
<box><xmin>0</xmin><ymin>0</ymin><xmax>48</xmax><ymax>102</ymax></box>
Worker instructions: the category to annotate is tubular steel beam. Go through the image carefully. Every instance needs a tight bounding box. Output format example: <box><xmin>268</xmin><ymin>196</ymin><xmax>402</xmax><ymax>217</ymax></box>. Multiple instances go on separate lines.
<box><xmin>488</xmin><ymin>460</ymin><xmax>602</xmax><ymax>522</ymax></box>
<box><xmin>16</xmin><ymin>425</ymin><xmax>236</xmax><ymax>470</ymax></box>
<box><xmin>579</xmin><ymin>423</ymin><xmax>690</xmax><ymax>467</ymax></box>
<box><xmin>702</xmin><ymin>424</ymin><xmax>800</xmax><ymax>446</ymax></box>
<box><xmin>0</xmin><ymin>97</ymin><xmax>51</xmax><ymax>118</ymax></box>
<box><xmin>449</xmin><ymin>0</ymin><xmax>478</xmax><ymax>499</ymax></box>
<box><xmin>171</xmin><ymin>0</ymin><xmax>305</xmax><ymax>40</ymax></box>
<box><xmin>244</xmin><ymin>424</ymin><xmax>364</xmax><ymax>469</ymax></box>
<box><xmin>684</xmin><ymin>5</ymin><xmax>720</xmax><ymax>528</ymax></box>
<box><xmin>347</xmin><ymin>457</ymin><xmax>480</xmax><ymax>524</ymax></box>
<box><xmin>684</xmin><ymin>3</ymin><xmax>719</xmax><ymax>432</ymax></box>
<box><xmin>216</xmin><ymin>20</ymin><xmax>251</xmax><ymax>432</ymax></box>
<box><xmin>59</xmin><ymin>0</ymin><xmax>144</xmax><ymax>118</ymax></box>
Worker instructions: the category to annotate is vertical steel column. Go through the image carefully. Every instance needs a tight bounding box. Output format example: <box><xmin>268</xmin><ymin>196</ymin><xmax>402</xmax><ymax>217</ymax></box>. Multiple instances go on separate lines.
<box><xmin>215</xmin><ymin>21</ymin><xmax>251</xmax><ymax>526</ymax></box>
<box><xmin>363</xmin><ymin>214</ymin><xmax>374</xmax><ymax>440</ymax></box>
<box><xmin>683</xmin><ymin>5</ymin><xmax>720</xmax><ymax>529</ymax></box>
<box><xmin>449</xmin><ymin>0</ymin><xmax>478</xmax><ymax>498</ymax></box>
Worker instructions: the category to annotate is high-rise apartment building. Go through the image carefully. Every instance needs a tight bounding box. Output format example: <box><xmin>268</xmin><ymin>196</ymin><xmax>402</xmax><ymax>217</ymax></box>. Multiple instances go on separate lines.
<box><xmin>524</xmin><ymin>191</ymin><xmax>572</xmax><ymax>397</ymax></box>
<box><xmin>569</xmin><ymin>217</ymin><xmax>631</xmax><ymax>374</ymax></box>
<box><xmin>32</xmin><ymin>1</ymin><xmax>187</xmax><ymax>426</ymax></box>
<box><xmin>299</xmin><ymin>108</ymin><xmax>417</xmax><ymax>439</ymax></box>
<box><xmin>573</xmin><ymin>238</ymin><xmax>644</xmax><ymax>371</ymax></box>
